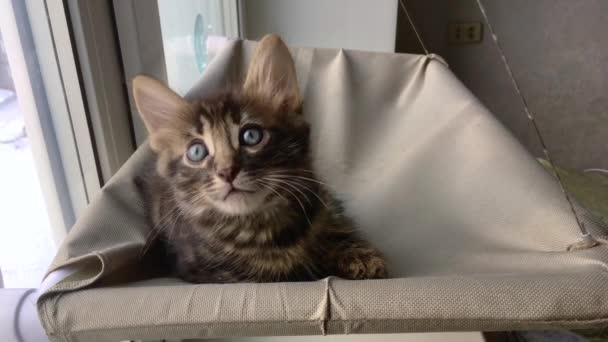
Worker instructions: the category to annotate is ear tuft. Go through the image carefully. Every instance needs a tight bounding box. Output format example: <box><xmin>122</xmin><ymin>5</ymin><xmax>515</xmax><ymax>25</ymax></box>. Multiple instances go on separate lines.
<box><xmin>243</xmin><ymin>34</ymin><xmax>301</xmax><ymax>114</ymax></box>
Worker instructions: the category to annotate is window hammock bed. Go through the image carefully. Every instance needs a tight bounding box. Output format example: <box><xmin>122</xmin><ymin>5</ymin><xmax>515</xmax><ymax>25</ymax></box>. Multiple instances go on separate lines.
<box><xmin>33</xmin><ymin>35</ymin><xmax>608</xmax><ymax>341</ymax></box>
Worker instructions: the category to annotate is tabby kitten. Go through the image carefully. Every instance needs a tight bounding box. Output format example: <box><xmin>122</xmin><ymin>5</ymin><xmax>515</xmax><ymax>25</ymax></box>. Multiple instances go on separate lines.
<box><xmin>133</xmin><ymin>34</ymin><xmax>387</xmax><ymax>283</ymax></box>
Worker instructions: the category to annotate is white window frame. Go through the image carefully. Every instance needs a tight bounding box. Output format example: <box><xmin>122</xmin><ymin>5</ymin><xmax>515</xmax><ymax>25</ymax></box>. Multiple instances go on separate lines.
<box><xmin>0</xmin><ymin>0</ymin><xmax>102</xmax><ymax>244</ymax></box>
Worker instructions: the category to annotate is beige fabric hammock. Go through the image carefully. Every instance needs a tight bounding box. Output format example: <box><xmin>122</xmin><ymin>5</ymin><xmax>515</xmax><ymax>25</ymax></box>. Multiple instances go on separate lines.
<box><xmin>36</xmin><ymin>39</ymin><xmax>608</xmax><ymax>341</ymax></box>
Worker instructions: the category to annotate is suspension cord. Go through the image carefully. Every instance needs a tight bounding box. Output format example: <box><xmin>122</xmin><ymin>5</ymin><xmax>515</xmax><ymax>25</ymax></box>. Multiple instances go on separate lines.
<box><xmin>398</xmin><ymin>0</ymin><xmax>429</xmax><ymax>55</ymax></box>
<box><xmin>475</xmin><ymin>0</ymin><xmax>595</xmax><ymax>246</ymax></box>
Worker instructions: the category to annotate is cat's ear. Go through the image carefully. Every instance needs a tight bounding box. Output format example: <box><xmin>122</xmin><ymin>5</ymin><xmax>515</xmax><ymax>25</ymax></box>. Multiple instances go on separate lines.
<box><xmin>132</xmin><ymin>75</ymin><xmax>191</xmax><ymax>151</ymax></box>
<box><xmin>243</xmin><ymin>34</ymin><xmax>302</xmax><ymax>114</ymax></box>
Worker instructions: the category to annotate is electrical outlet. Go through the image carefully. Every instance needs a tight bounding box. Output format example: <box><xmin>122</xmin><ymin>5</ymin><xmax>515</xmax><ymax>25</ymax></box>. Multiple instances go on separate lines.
<box><xmin>448</xmin><ymin>22</ymin><xmax>483</xmax><ymax>44</ymax></box>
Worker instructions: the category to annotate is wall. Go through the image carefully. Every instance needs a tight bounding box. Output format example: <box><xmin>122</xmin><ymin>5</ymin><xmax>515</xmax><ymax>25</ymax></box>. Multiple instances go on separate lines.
<box><xmin>242</xmin><ymin>0</ymin><xmax>398</xmax><ymax>52</ymax></box>
<box><xmin>396</xmin><ymin>0</ymin><xmax>608</xmax><ymax>170</ymax></box>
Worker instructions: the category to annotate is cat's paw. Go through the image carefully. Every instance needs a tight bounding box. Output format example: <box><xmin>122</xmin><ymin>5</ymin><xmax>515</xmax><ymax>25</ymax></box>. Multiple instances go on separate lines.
<box><xmin>337</xmin><ymin>248</ymin><xmax>388</xmax><ymax>280</ymax></box>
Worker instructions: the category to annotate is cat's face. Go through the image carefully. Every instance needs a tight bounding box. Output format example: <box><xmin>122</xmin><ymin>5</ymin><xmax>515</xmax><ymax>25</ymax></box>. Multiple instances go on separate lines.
<box><xmin>133</xmin><ymin>35</ymin><xmax>308</xmax><ymax>216</ymax></box>
<box><xmin>168</xmin><ymin>93</ymin><xmax>309</xmax><ymax>216</ymax></box>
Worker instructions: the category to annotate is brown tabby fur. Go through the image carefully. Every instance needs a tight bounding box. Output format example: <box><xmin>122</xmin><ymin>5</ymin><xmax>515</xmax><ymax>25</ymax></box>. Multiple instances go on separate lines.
<box><xmin>133</xmin><ymin>34</ymin><xmax>387</xmax><ymax>283</ymax></box>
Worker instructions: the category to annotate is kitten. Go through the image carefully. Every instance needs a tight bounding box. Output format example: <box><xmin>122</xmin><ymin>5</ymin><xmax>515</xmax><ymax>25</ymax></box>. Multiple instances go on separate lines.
<box><xmin>133</xmin><ymin>34</ymin><xmax>387</xmax><ymax>283</ymax></box>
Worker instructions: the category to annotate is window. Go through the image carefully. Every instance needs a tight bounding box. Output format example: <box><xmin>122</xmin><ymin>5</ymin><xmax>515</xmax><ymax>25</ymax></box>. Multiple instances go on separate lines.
<box><xmin>0</xmin><ymin>0</ymin><xmax>100</xmax><ymax>288</ymax></box>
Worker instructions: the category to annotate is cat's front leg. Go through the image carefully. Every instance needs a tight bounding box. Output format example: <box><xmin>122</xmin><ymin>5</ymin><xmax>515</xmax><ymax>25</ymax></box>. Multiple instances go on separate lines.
<box><xmin>332</xmin><ymin>241</ymin><xmax>388</xmax><ymax>280</ymax></box>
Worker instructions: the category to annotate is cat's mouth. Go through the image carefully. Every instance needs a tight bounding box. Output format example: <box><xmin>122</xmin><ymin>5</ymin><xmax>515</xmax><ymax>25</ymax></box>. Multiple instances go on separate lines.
<box><xmin>221</xmin><ymin>186</ymin><xmax>255</xmax><ymax>201</ymax></box>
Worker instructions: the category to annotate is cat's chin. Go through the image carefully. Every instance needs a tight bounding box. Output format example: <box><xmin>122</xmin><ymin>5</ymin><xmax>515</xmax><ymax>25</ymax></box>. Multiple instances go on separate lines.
<box><xmin>211</xmin><ymin>189</ymin><xmax>271</xmax><ymax>216</ymax></box>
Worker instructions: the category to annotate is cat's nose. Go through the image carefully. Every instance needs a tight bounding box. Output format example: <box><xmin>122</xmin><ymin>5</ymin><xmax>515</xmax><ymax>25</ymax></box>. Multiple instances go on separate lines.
<box><xmin>217</xmin><ymin>165</ymin><xmax>240</xmax><ymax>183</ymax></box>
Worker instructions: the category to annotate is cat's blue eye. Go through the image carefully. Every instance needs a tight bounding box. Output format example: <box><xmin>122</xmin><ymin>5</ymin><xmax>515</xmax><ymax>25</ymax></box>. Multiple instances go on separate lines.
<box><xmin>241</xmin><ymin>126</ymin><xmax>263</xmax><ymax>146</ymax></box>
<box><xmin>186</xmin><ymin>142</ymin><xmax>208</xmax><ymax>162</ymax></box>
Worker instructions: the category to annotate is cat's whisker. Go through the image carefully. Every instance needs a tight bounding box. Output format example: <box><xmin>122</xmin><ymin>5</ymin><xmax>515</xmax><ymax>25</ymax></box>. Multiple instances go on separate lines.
<box><xmin>152</xmin><ymin>205</ymin><xmax>179</xmax><ymax>235</ymax></box>
<box><xmin>261</xmin><ymin>178</ymin><xmax>313</xmax><ymax>227</ymax></box>
<box><xmin>165</xmin><ymin>205</ymin><xmax>187</xmax><ymax>236</ymax></box>
<box><xmin>263</xmin><ymin>169</ymin><xmax>324</xmax><ymax>180</ymax></box>
<box><xmin>289</xmin><ymin>181</ymin><xmax>331</xmax><ymax>211</ymax></box>
<box><xmin>256</xmin><ymin>180</ymin><xmax>288</xmax><ymax>204</ymax></box>
<box><xmin>262</xmin><ymin>173</ymin><xmax>339</xmax><ymax>198</ymax></box>
<box><xmin>140</xmin><ymin>231</ymin><xmax>161</xmax><ymax>259</ymax></box>
<box><xmin>166</xmin><ymin>211</ymin><xmax>181</xmax><ymax>240</ymax></box>
<box><xmin>264</xmin><ymin>173</ymin><xmax>333</xmax><ymax>189</ymax></box>
<box><xmin>140</xmin><ymin>204</ymin><xmax>182</xmax><ymax>258</ymax></box>
<box><xmin>262</xmin><ymin>176</ymin><xmax>330</xmax><ymax>210</ymax></box>
<box><xmin>247</xmin><ymin>168</ymin><xmax>316</xmax><ymax>178</ymax></box>
<box><xmin>288</xmin><ymin>168</ymin><xmax>316</xmax><ymax>174</ymax></box>
<box><xmin>262</xmin><ymin>177</ymin><xmax>312</xmax><ymax>205</ymax></box>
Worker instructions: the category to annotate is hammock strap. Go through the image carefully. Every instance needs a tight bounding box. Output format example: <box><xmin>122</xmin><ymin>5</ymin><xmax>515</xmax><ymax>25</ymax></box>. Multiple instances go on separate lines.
<box><xmin>398</xmin><ymin>0</ymin><xmax>429</xmax><ymax>55</ymax></box>
<box><xmin>475</xmin><ymin>0</ymin><xmax>596</xmax><ymax>246</ymax></box>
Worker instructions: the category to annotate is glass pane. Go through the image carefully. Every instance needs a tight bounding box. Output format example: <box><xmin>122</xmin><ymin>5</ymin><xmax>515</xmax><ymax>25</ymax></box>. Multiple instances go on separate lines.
<box><xmin>157</xmin><ymin>0</ymin><xmax>234</xmax><ymax>94</ymax></box>
<box><xmin>0</xmin><ymin>32</ymin><xmax>55</xmax><ymax>288</ymax></box>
